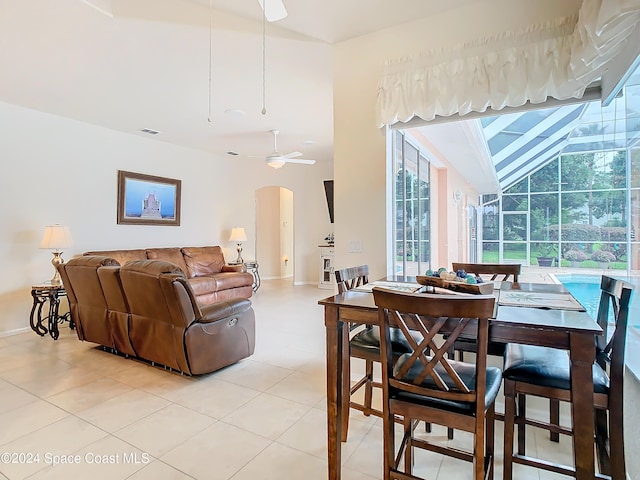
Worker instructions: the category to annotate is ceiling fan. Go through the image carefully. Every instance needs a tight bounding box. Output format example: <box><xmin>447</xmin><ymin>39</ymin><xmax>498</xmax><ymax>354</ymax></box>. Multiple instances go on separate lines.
<box><xmin>251</xmin><ymin>130</ymin><xmax>316</xmax><ymax>169</ymax></box>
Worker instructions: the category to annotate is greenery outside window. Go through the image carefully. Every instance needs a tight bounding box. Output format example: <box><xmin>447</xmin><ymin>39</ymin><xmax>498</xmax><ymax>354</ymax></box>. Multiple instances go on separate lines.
<box><xmin>392</xmin><ymin>131</ymin><xmax>431</xmax><ymax>276</ymax></box>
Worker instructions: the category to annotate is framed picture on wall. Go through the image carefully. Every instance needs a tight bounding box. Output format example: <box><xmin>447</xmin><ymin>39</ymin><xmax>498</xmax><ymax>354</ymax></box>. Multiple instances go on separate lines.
<box><xmin>117</xmin><ymin>170</ymin><xmax>181</xmax><ymax>226</ymax></box>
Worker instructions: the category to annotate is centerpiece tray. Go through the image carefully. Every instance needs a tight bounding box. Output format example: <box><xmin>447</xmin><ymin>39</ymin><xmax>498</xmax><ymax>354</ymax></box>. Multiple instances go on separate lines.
<box><xmin>416</xmin><ymin>275</ymin><xmax>495</xmax><ymax>295</ymax></box>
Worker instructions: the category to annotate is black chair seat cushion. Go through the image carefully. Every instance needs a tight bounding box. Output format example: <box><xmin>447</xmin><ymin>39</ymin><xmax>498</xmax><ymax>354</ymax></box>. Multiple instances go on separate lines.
<box><xmin>350</xmin><ymin>326</ymin><xmax>418</xmax><ymax>356</ymax></box>
<box><xmin>503</xmin><ymin>344</ymin><xmax>609</xmax><ymax>394</ymax></box>
<box><xmin>391</xmin><ymin>353</ymin><xmax>503</xmax><ymax>415</ymax></box>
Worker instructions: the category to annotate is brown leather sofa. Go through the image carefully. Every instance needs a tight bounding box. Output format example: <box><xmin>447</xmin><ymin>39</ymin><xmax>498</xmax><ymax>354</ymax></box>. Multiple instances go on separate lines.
<box><xmin>58</xmin><ymin>256</ymin><xmax>256</xmax><ymax>375</ymax></box>
<box><xmin>84</xmin><ymin>246</ymin><xmax>253</xmax><ymax>305</ymax></box>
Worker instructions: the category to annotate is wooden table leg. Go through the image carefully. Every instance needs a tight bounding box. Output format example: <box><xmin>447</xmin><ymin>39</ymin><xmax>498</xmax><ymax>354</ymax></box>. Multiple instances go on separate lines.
<box><xmin>340</xmin><ymin>326</ymin><xmax>351</xmax><ymax>442</ymax></box>
<box><xmin>569</xmin><ymin>331</ymin><xmax>596</xmax><ymax>480</ymax></box>
<box><xmin>325</xmin><ymin>305</ymin><xmax>343</xmax><ymax>480</ymax></box>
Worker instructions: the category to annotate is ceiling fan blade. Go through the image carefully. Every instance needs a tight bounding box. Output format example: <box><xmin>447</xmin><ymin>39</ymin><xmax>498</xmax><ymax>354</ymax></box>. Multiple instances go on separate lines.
<box><xmin>285</xmin><ymin>159</ymin><xmax>316</xmax><ymax>165</ymax></box>
<box><xmin>257</xmin><ymin>0</ymin><xmax>288</xmax><ymax>22</ymax></box>
<box><xmin>283</xmin><ymin>151</ymin><xmax>302</xmax><ymax>159</ymax></box>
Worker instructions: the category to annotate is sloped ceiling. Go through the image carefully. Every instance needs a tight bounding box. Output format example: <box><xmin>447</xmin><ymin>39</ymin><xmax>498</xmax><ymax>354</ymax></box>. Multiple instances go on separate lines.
<box><xmin>0</xmin><ymin>0</ymin><xmax>576</xmax><ymax>171</ymax></box>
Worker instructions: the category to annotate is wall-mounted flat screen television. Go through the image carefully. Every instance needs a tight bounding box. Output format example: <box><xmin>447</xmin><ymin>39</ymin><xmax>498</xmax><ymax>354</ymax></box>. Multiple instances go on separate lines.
<box><xmin>323</xmin><ymin>180</ymin><xmax>334</xmax><ymax>224</ymax></box>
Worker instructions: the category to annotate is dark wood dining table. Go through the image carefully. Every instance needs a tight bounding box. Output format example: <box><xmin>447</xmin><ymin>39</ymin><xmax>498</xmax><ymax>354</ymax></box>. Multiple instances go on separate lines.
<box><xmin>319</xmin><ymin>281</ymin><xmax>603</xmax><ymax>480</ymax></box>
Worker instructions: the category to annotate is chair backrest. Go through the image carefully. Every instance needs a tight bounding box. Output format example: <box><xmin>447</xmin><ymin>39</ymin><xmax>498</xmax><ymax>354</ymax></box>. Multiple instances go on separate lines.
<box><xmin>595</xmin><ymin>275</ymin><xmax>633</xmax><ymax>382</ymax></box>
<box><xmin>335</xmin><ymin>265</ymin><xmax>369</xmax><ymax>293</ymax></box>
<box><xmin>372</xmin><ymin>287</ymin><xmax>496</xmax><ymax>408</ymax></box>
<box><xmin>97</xmin><ymin>265</ymin><xmax>136</xmax><ymax>356</ymax></box>
<box><xmin>119</xmin><ymin>259</ymin><xmax>201</xmax><ymax>372</ymax></box>
<box><xmin>58</xmin><ymin>255</ymin><xmax>120</xmax><ymax>346</ymax></box>
<box><xmin>451</xmin><ymin>262</ymin><xmax>521</xmax><ymax>282</ymax></box>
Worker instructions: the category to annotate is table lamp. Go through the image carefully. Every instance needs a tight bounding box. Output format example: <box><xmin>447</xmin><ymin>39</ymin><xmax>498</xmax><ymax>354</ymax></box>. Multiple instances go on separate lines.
<box><xmin>40</xmin><ymin>224</ymin><xmax>74</xmax><ymax>285</ymax></box>
<box><xmin>229</xmin><ymin>227</ymin><xmax>247</xmax><ymax>264</ymax></box>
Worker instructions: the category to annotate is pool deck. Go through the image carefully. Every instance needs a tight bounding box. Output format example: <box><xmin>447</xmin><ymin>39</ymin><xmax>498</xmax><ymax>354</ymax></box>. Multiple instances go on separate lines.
<box><xmin>520</xmin><ymin>265</ymin><xmax>637</xmax><ymax>284</ymax></box>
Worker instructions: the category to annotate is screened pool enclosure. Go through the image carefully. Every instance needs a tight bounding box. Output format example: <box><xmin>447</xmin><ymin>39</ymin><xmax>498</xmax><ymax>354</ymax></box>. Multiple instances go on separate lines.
<box><xmin>392</xmin><ymin>65</ymin><xmax>640</xmax><ymax>276</ymax></box>
<box><xmin>480</xmin><ymin>67</ymin><xmax>640</xmax><ymax>274</ymax></box>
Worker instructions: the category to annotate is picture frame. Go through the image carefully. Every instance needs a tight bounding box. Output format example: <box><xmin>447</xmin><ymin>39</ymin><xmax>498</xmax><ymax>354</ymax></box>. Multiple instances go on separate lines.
<box><xmin>117</xmin><ymin>170</ymin><xmax>181</xmax><ymax>226</ymax></box>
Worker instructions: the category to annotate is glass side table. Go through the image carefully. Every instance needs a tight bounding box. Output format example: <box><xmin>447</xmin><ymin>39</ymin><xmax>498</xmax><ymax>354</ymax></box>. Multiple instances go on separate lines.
<box><xmin>30</xmin><ymin>282</ymin><xmax>73</xmax><ymax>340</ymax></box>
<box><xmin>228</xmin><ymin>261</ymin><xmax>260</xmax><ymax>292</ymax></box>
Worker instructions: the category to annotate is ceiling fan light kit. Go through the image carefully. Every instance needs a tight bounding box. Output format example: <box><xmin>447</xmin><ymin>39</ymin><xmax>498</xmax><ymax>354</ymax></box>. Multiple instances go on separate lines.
<box><xmin>266</xmin><ymin>158</ymin><xmax>286</xmax><ymax>169</ymax></box>
<box><xmin>256</xmin><ymin>129</ymin><xmax>316</xmax><ymax>169</ymax></box>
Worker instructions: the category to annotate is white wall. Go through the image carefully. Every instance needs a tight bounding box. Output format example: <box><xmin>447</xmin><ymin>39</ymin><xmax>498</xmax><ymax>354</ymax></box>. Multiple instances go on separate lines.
<box><xmin>255</xmin><ymin>185</ymin><xmax>294</xmax><ymax>280</ymax></box>
<box><xmin>0</xmin><ymin>101</ymin><xmax>332</xmax><ymax>333</ymax></box>
<box><xmin>280</xmin><ymin>187</ymin><xmax>294</xmax><ymax>279</ymax></box>
<box><xmin>332</xmin><ymin>0</ymin><xmax>581</xmax><ymax>279</ymax></box>
<box><xmin>256</xmin><ymin>186</ymin><xmax>281</xmax><ymax>278</ymax></box>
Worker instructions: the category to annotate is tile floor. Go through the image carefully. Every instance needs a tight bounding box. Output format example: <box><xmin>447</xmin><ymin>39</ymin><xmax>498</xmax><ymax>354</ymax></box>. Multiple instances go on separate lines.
<box><xmin>1</xmin><ymin>277</ymin><xmax>578</xmax><ymax>479</ymax></box>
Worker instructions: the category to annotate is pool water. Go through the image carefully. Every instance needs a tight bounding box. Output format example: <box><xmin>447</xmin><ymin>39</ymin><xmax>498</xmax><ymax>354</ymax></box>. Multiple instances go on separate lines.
<box><xmin>555</xmin><ymin>275</ymin><xmax>602</xmax><ymax>320</ymax></box>
<box><xmin>557</xmin><ymin>274</ymin><xmax>640</xmax><ymax>380</ymax></box>
<box><xmin>555</xmin><ymin>274</ymin><xmax>640</xmax><ymax>328</ymax></box>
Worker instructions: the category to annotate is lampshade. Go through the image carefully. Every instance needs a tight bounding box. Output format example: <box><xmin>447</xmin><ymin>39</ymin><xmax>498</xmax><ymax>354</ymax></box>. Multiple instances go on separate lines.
<box><xmin>229</xmin><ymin>227</ymin><xmax>247</xmax><ymax>243</ymax></box>
<box><xmin>40</xmin><ymin>225</ymin><xmax>74</xmax><ymax>250</ymax></box>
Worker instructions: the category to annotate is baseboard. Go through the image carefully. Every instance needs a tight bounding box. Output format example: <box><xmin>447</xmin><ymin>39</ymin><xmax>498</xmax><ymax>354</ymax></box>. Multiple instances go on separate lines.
<box><xmin>0</xmin><ymin>327</ymin><xmax>30</xmax><ymax>338</ymax></box>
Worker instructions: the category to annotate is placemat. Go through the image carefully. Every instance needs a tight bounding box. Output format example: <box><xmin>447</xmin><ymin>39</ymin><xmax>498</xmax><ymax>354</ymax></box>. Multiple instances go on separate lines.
<box><xmin>498</xmin><ymin>290</ymin><xmax>586</xmax><ymax>311</ymax></box>
<box><xmin>351</xmin><ymin>281</ymin><xmax>423</xmax><ymax>293</ymax></box>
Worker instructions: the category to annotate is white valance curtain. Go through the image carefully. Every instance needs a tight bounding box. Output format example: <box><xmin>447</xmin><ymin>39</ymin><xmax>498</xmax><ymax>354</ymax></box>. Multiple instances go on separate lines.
<box><xmin>377</xmin><ymin>0</ymin><xmax>640</xmax><ymax>127</ymax></box>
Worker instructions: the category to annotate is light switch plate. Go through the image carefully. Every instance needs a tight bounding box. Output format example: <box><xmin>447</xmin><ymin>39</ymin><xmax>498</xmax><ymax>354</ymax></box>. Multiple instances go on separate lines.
<box><xmin>348</xmin><ymin>240</ymin><xmax>362</xmax><ymax>253</ymax></box>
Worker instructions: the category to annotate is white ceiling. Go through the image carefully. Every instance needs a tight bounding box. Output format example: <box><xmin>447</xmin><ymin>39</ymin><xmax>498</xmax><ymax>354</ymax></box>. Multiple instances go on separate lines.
<box><xmin>0</xmin><ymin>0</ymin><xmax>481</xmax><ymax>169</ymax></box>
<box><xmin>193</xmin><ymin>0</ymin><xmax>478</xmax><ymax>44</ymax></box>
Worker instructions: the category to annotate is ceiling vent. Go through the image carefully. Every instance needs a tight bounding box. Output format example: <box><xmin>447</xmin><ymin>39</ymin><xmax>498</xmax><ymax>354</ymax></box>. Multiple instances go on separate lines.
<box><xmin>140</xmin><ymin>128</ymin><xmax>160</xmax><ymax>135</ymax></box>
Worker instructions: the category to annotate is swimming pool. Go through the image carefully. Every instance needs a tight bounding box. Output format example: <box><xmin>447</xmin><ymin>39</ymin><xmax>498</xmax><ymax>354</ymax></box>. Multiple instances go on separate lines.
<box><xmin>555</xmin><ymin>274</ymin><xmax>602</xmax><ymax>320</ymax></box>
<box><xmin>555</xmin><ymin>274</ymin><xmax>640</xmax><ymax>327</ymax></box>
<box><xmin>555</xmin><ymin>273</ymin><xmax>640</xmax><ymax>380</ymax></box>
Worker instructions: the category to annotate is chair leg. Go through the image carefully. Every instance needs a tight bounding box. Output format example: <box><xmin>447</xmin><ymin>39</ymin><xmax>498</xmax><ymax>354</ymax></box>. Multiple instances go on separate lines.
<box><xmin>340</xmin><ymin>332</ymin><xmax>351</xmax><ymax>442</ymax></box>
<box><xmin>606</xmin><ymin>405</ymin><xmax>626</xmax><ymax>480</ymax></box>
<box><xmin>404</xmin><ymin>417</ymin><xmax>413</xmax><ymax>475</ymax></box>
<box><xmin>486</xmin><ymin>403</ymin><xmax>495</xmax><ymax>480</ymax></box>
<box><xmin>595</xmin><ymin>408</ymin><xmax>611</xmax><ymax>476</ymax></box>
<box><xmin>473</xmin><ymin>409</ymin><xmax>485</xmax><ymax>480</ymax></box>
<box><xmin>549</xmin><ymin>399</ymin><xmax>560</xmax><ymax>442</ymax></box>
<box><xmin>363</xmin><ymin>359</ymin><xmax>374</xmax><ymax>416</ymax></box>
<box><xmin>517</xmin><ymin>393</ymin><xmax>526</xmax><ymax>456</ymax></box>
<box><xmin>503</xmin><ymin>381</ymin><xmax>516</xmax><ymax>480</ymax></box>
<box><xmin>383</xmin><ymin>407</ymin><xmax>396</xmax><ymax>480</ymax></box>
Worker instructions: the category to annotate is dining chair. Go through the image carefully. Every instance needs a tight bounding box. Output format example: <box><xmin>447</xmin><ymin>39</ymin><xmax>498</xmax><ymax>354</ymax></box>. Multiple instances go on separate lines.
<box><xmin>373</xmin><ymin>287</ymin><xmax>500</xmax><ymax>480</ymax></box>
<box><xmin>449</xmin><ymin>262</ymin><xmax>521</xmax><ymax>361</ymax></box>
<box><xmin>334</xmin><ymin>265</ymin><xmax>417</xmax><ymax>441</ymax></box>
<box><xmin>451</xmin><ymin>262</ymin><xmax>521</xmax><ymax>285</ymax></box>
<box><xmin>502</xmin><ymin>275</ymin><xmax>633</xmax><ymax>480</ymax></box>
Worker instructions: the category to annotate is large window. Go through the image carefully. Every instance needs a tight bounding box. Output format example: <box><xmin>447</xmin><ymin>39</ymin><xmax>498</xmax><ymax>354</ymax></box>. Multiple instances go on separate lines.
<box><xmin>392</xmin><ymin>131</ymin><xmax>431</xmax><ymax>276</ymax></box>
<box><xmin>479</xmin><ymin>67</ymin><xmax>640</xmax><ymax>274</ymax></box>
<box><xmin>481</xmin><ymin>147</ymin><xmax>632</xmax><ymax>268</ymax></box>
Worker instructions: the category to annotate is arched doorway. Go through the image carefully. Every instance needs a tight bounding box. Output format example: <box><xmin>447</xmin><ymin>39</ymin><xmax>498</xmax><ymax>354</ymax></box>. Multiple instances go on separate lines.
<box><xmin>255</xmin><ymin>186</ymin><xmax>294</xmax><ymax>283</ymax></box>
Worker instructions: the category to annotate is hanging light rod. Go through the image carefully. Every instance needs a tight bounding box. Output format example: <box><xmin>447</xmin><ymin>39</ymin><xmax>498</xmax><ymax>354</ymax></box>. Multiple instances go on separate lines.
<box><xmin>208</xmin><ymin>0</ymin><xmax>214</xmax><ymax>122</ymax></box>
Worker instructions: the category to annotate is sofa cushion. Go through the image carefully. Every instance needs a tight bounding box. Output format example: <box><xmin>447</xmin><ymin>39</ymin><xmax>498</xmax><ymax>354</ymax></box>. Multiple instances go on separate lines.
<box><xmin>146</xmin><ymin>247</ymin><xmax>188</xmax><ymax>274</ymax></box>
<box><xmin>84</xmin><ymin>249</ymin><xmax>147</xmax><ymax>266</ymax></box>
<box><xmin>181</xmin><ymin>246</ymin><xmax>226</xmax><ymax>278</ymax></box>
<box><xmin>189</xmin><ymin>272</ymin><xmax>253</xmax><ymax>296</ymax></box>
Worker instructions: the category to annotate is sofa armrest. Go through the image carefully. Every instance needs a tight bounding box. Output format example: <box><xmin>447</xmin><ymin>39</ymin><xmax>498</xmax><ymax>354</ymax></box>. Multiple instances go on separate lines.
<box><xmin>199</xmin><ymin>298</ymin><xmax>252</xmax><ymax>323</ymax></box>
<box><xmin>222</xmin><ymin>264</ymin><xmax>247</xmax><ymax>273</ymax></box>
